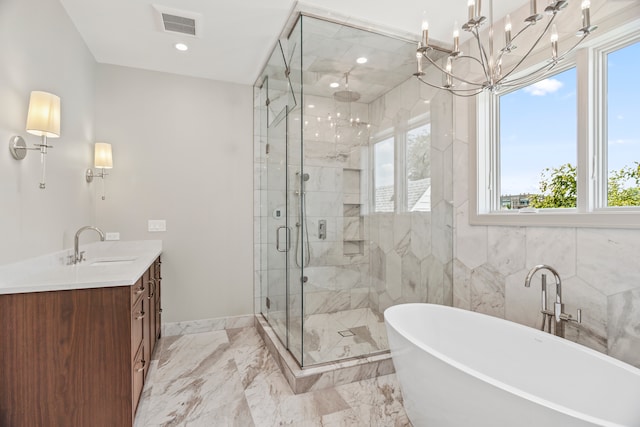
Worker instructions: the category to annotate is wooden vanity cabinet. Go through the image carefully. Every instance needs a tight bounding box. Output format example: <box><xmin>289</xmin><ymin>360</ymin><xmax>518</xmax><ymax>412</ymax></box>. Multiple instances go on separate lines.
<box><xmin>0</xmin><ymin>256</ymin><xmax>162</xmax><ymax>427</ymax></box>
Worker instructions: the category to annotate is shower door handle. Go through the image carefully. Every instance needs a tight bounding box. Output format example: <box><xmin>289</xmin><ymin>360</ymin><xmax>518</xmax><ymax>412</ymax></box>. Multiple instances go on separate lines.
<box><xmin>276</xmin><ymin>226</ymin><xmax>291</xmax><ymax>252</ymax></box>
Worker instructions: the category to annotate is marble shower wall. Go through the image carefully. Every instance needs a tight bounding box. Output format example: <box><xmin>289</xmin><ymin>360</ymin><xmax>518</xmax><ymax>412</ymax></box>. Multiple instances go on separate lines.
<box><xmin>367</xmin><ymin>78</ymin><xmax>454</xmax><ymax>316</ymax></box>
<box><xmin>452</xmin><ymin>0</ymin><xmax>640</xmax><ymax>368</ymax></box>
<box><xmin>288</xmin><ymin>94</ymin><xmax>373</xmax><ymax>317</ymax></box>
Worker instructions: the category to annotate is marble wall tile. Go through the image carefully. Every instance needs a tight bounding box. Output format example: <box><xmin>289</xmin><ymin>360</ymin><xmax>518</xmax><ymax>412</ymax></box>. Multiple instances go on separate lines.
<box><xmin>470</xmin><ymin>264</ymin><xmax>505</xmax><ymax>318</ymax></box>
<box><xmin>577</xmin><ymin>228</ymin><xmax>640</xmax><ymax>296</ymax></box>
<box><xmin>561</xmin><ymin>276</ymin><xmax>608</xmax><ymax>350</ymax></box>
<box><xmin>393</xmin><ymin>214</ymin><xmax>412</xmax><ymax>256</ymax></box>
<box><xmin>525</xmin><ymin>227</ymin><xmax>577</xmax><ymax>277</ymax></box>
<box><xmin>487</xmin><ymin>226</ymin><xmax>526</xmax><ymax>276</ymax></box>
<box><xmin>377</xmin><ymin>214</ymin><xmax>395</xmax><ymax>254</ymax></box>
<box><xmin>410</xmin><ymin>212</ymin><xmax>432</xmax><ymax>260</ymax></box>
<box><xmin>385</xmin><ymin>251</ymin><xmax>403</xmax><ymax>300</ymax></box>
<box><xmin>455</xmin><ymin>202</ymin><xmax>488</xmax><ymax>269</ymax></box>
<box><xmin>370</xmin><ymin>245</ymin><xmax>386</xmax><ymax>285</ymax></box>
<box><xmin>452</xmin><ymin>139</ymin><xmax>468</xmax><ymax>206</ymax></box>
<box><xmin>504</xmin><ymin>268</ymin><xmax>543</xmax><ymax>329</ymax></box>
<box><xmin>305</xmin><ymin>290</ymin><xmax>351</xmax><ymax>315</ymax></box>
<box><xmin>344</xmin><ymin>217</ymin><xmax>362</xmax><ymax>241</ymax></box>
<box><xmin>430</xmin><ymin>148</ymin><xmax>444</xmax><ymax>205</ymax></box>
<box><xmin>608</xmin><ymin>288</ymin><xmax>640</xmax><ymax>368</ymax></box>
<box><xmin>304</xmin><ymin>166</ymin><xmax>342</xmax><ymax>193</ymax></box>
<box><xmin>401</xmin><ymin>252</ymin><xmax>425</xmax><ymax>303</ymax></box>
<box><xmin>425</xmin><ymin>255</ymin><xmax>445</xmax><ymax>304</ymax></box>
<box><xmin>452</xmin><ymin>259</ymin><xmax>471</xmax><ymax>309</ymax></box>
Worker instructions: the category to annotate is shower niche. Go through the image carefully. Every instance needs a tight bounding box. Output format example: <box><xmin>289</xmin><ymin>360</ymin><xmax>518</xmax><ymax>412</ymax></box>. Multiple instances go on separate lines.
<box><xmin>254</xmin><ymin>14</ymin><xmax>453</xmax><ymax>369</ymax></box>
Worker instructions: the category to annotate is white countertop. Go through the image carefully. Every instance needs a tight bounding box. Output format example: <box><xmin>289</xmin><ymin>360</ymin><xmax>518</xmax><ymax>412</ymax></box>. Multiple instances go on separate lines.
<box><xmin>0</xmin><ymin>240</ymin><xmax>162</xmax><ymax>295</ymax></box>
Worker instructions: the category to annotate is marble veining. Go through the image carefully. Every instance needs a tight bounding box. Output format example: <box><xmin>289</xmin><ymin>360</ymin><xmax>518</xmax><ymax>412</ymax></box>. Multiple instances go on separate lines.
<box><xmin>134</xmin><ymin>327</ymin><xmax>410</xmax><ymax>427</ymax></box>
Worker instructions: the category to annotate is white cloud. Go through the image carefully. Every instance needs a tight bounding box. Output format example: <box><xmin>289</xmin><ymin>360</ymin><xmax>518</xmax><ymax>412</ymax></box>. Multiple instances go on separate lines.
<box><xmin>524</xmin><ymin>78</ymin><xmax>563</xmax><ymax>96</ymax></box>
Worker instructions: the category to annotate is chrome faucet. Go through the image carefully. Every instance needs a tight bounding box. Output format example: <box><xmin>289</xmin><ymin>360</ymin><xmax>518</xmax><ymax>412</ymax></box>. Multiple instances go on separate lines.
<box><xmin>524</xmin><ymin>264</ymin><xmax>581</xmax><ymax>337</ymax></box>
<box><xmin>73</xmin><ymin>226</ymin><xmax>105</xmax><ymax>264</ymax></box>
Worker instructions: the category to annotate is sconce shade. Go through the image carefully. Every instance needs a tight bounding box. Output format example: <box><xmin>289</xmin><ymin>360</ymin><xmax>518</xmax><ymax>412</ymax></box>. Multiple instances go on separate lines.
<box><xmin>26</xmin><ymin>91</ymin><xmax>61</xmax><ymax>138</ymax></box>
<box><xmin>94</xmin><ymin>142</ymin><xmax>113</xmax><ymax>169</ymax></box>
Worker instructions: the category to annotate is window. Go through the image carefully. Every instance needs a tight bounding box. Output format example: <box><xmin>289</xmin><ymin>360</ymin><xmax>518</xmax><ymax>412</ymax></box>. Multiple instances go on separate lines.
<box><xmin>473</xmin><ymin>24</ymin><xmax>640</xmax><ymax>228</ymax></box>
<box><xmin>372</xmin><ymin>115</ymin><xmax>432</xmax><ymax>214</ymax></box>
<box><xmin>406</xmin><ymin>123</ymin><xmax>431</xmax><ymax>212</ymax></box>
<box><xmin>605</xmin><ymin>40</ymin><xmax>640</xmax><ymax>208</ymax></box>
<box><xmin>500</xmin><ymin>67</ymin><xmax>577</xmax><ymax>209</ymax></box>
<box><xmin>374</xmin><ymin>137</ymin><xmax>394</xmax><ymax>212</ymax></box>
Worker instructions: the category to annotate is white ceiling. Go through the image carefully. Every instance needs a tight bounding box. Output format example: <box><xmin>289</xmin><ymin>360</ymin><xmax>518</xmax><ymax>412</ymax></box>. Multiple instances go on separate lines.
<box><xmin>58</xmin><ymin>0</ymin><xmax>529</xmax><ymax>86</ymax></box>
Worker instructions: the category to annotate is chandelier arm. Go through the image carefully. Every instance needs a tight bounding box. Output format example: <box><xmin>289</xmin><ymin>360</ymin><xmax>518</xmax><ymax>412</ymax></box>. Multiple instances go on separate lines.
<box><xmin>416</xmin><ymin>75</ymin><xmax>483</xmax><ymax>94</ymax></box>
<box><xmin>555</xmin><ymin>33</ymin><xmax>589</xmax><ymax>62</ymax></box>
<box><xmin>496</xmin><ymin>16</ymin><xmax>556</xmax><ymax>85</ymax></box>
<box><xmin>422</xmin><ymin>53</ymin><xmax>485</xmax><ymax>87</ymax></box>
<box><xmin>498</xmin><ymin>62</ymin><xmax>559</xmax><ymax>89</ymax></box>
<box><xmin>472</xmin><ymin>27</ymin><xmax>493</xmax><ymax>83</ymax></box>
<box><xmin>498</xmin><ymin>31</ymin><xmax>587</xmax><ymax>90</ymax></box>
<box><xmin>508</xmin><ymin>19</ymin><xmax>537</xmax><ymax>46</ymax></box>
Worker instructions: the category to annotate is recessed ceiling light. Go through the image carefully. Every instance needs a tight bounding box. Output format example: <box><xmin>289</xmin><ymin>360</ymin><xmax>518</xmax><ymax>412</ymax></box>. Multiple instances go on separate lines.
<box><xmin>330</xmin><ymin>82</ymin><xmax>340</xmax><ymax>88</ymax></box>
<box><xmin>175</xmin><ymin>42</ymin><xmax>189</xmax><ymax>51</ymax></box>
<box><xmin>356</xmin><ymin>57</ymin><xmax>368</xmax><ymax>64</ymax></box>
<box><xmin>308</xmin><ymin>104</ymin><xmax>315</xmax><ymax>109</ymax></box>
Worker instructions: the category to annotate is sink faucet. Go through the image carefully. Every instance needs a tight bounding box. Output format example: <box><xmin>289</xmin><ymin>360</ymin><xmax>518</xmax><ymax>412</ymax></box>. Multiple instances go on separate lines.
<box><xmin>524</xmin><ymin>264</ymin><xmax>581</xmax><ymax>337</ymax></box>
<box><xmin>73</xmin><ymin>226</ymin><xmax>105</xmax><ymax>264</ymax></box>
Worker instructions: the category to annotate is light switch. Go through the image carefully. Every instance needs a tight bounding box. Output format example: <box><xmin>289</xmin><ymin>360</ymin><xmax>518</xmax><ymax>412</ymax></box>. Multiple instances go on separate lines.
<box><xmin>105</xmin><ymin>232</ymin><xmax>120</xmax><ymax>241</ymax></box>
<box><xmin>148</xmin><ymin>220</ymin><xmax>166</xmax><ymax>232</ymax></box>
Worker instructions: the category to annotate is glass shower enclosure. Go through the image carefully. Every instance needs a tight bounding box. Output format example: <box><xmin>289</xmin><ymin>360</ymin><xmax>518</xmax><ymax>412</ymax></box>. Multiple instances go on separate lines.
<box><xmin>254</xmin><ymin>14</ymin><xmax>453</xmax><ymax>367</ymax></box>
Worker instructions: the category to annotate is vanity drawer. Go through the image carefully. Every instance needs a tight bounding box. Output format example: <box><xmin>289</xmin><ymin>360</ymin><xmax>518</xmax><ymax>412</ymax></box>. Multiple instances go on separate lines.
<box><xmin>132</xmin><ymin>344</ymin><xmax>145</xmax><ymax>414</ymax></box>
<box><xmin>131</xmin><ymin>296</ymin><xmax>145</xmax><ymax>354</ymax></box>
<box><xmin>131</xmin><ymin>277</ymin><xmax>145</xmax><ymax>303</ymax></box>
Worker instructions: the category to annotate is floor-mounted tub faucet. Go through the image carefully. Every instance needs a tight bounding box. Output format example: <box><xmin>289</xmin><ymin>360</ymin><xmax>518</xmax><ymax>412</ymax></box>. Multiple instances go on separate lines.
<box><xmin>524</xmin><ymin>264</ymin><xmax>581</xmax><ymax>337</ymax></box>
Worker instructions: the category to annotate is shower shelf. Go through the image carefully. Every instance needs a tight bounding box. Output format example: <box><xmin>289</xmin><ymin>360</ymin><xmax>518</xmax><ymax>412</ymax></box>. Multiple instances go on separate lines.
<box><xmin>342</xmin><ymin>168</ymin><xmax>364</xmax><ymax>255</ymax></box>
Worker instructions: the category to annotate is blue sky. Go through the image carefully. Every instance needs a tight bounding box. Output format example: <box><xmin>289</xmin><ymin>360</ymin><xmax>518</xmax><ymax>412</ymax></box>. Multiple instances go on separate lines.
<box><xmin>500</xmin><ymin>41</ymin><xmax>640</xmax><ymax>196</ymax></box>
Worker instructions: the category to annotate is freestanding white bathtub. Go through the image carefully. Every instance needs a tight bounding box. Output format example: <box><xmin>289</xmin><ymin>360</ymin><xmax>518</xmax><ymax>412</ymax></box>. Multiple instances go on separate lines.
<box><xmin>385</xmin><ymin>303</ymin><xmax>640</xmax><ymax>427</ymax></box>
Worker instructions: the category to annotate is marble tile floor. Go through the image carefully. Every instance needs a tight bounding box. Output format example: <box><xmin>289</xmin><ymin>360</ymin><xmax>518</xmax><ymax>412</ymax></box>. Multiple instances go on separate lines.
<box><xmin>134</xmin><ymin>326</ymin><xmax>412</xmax><ymax>426</ymax></box>
<box><xmin>287</xmin><ymin>308</ymin><xmax>389</xmax><ymax>365</ymax></box>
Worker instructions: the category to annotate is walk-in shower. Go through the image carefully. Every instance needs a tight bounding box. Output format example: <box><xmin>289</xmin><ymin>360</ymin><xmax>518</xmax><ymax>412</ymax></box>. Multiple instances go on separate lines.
<box><xmin>254</xmin><ymin>13</ymin><xmax>454</xmax><ymax>368</ymax></box>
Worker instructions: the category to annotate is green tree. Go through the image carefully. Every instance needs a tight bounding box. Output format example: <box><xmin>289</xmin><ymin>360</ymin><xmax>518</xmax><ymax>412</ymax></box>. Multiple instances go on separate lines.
<box><xmin>608</xmin><ymin>162</ymin><xmax>640</xmax><ymax>206</ymax></box>
<box><xmin>529</xmin><ymin>162</ymin><xmax>640</xmax><ymax>208</ymax></box>
<box><xmin>530</xmin><ymin>163</ymin><xmax>577</xmax><ymax>208</ymax></box>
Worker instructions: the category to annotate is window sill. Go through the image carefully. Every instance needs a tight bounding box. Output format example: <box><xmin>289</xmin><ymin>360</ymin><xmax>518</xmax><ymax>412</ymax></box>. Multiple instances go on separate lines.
<box><xmin>469</xmin><ymin>209</ymin><xmax>640</xmax><ymax>229</ymax></box>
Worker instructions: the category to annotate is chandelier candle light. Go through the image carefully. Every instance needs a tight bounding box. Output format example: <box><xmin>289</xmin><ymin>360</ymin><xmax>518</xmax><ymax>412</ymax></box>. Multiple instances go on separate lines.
<box><xmin>415</xmin><ymin>0</ymin><xmax>598</xmax><ymax>96</ymax></box>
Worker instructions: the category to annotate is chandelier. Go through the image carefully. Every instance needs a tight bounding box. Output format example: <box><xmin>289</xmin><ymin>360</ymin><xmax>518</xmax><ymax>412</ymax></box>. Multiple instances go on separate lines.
<box><xmin>414</xmin><ymin>0</ymin><xmax>598</xmax><ymax>96</ymax></box>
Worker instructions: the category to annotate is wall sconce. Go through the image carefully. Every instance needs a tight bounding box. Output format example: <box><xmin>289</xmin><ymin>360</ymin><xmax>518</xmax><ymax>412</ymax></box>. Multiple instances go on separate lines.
<box><xmin>9</xmin><ymin>91</ymin><xmax>61</xmax><ymax>189</ymax></box>
<box><xmin>86</xmin><ymin>142</ymin><xmax>113</xmax><ymax>200</ymax></box>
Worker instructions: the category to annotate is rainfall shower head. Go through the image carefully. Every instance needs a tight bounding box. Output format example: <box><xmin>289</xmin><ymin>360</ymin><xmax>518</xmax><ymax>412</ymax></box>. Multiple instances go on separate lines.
<box><xmin>333</xmin><ymin>71</ymin><xmax>361</xmax><ymax>103</ymax></box>
<box><xmin>333</xmin><ymin>90</ymin><xmax>361</xmax><ymax>103</ymax></box>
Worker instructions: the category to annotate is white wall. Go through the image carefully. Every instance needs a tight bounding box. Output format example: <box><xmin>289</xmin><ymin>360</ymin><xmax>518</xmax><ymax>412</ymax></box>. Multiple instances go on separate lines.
<box><xmin>0</xmin><ymin>0</ymin><xmax>97</xmax><ymax>263</ymax></box>
<box><xmin>94</xmin><ymin>65</ymin><xmax>254</xmax><ymax>323</ymax></box>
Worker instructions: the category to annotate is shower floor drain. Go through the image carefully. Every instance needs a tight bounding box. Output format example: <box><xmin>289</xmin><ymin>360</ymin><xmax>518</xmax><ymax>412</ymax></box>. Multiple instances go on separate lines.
<box><xmin>338</xmin><ymin>329</ymin><xmax>355</xmax><ymax>337</ymax></box>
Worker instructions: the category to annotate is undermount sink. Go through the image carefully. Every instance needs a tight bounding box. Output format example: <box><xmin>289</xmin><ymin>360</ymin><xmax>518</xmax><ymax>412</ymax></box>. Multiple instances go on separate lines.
<box><xmin>89</xmin><ymin>257</ymin><xmax>137</xmax><ymax>266</ymax></box>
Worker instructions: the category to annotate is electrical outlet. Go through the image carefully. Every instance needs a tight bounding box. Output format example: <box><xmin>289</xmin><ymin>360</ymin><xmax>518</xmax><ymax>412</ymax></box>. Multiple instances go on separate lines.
<box><xmin>148</xmin><ymin>220</ymin><xmax>166</xmax><ymax>232</ymax></box>
<box><xmin>105</xmin><ymin>232</ymin><xmax>120</xmax><ymax>241</ymax></box>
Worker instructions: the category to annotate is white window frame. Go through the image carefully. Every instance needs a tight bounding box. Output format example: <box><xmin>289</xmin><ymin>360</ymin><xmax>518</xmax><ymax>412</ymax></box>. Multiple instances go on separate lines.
<box><xmin>471</xmin><ymin>18</ymin><xmax>640</xmax><ymax>228</ymax></box>
<box><xmin>370</xmin><ymin>113</ymin><xmax>432</xmax><ymax>214</ymax></box>
<box><xmin>372</xmin><ymin>129</ymin><xmax>396</xmax><ymax>213</ymax></box>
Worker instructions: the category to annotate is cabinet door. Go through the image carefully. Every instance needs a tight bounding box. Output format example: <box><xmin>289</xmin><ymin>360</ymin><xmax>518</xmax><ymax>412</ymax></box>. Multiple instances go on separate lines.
<box><xmin>155</xmin><ymin>257</ymin><xmax>162</xmax><ymax>340</ymax></box>
<box><xmin>147</xmin><ymin>262</ymin><xmax>157</xmax><ymax>357</ymax></box>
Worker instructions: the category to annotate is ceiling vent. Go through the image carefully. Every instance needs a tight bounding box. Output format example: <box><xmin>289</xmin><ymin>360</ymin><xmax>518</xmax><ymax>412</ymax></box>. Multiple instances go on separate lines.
<box><xmin>153</xmin><ymin>5</ymin><xmax>203</xmax><ymax>37</ymax></box>
<box><xmin>162</xmin><ymin>13</ymin><xmax>196</xmax><ymax>36</ymax></box>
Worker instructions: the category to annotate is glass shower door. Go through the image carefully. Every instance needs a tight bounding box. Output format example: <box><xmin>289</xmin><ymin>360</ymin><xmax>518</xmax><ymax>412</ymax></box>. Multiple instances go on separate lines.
<box><xmin>262</xmin><ymin>42</ymin><xmax>291</xmax><ymax>347</ymax></box>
